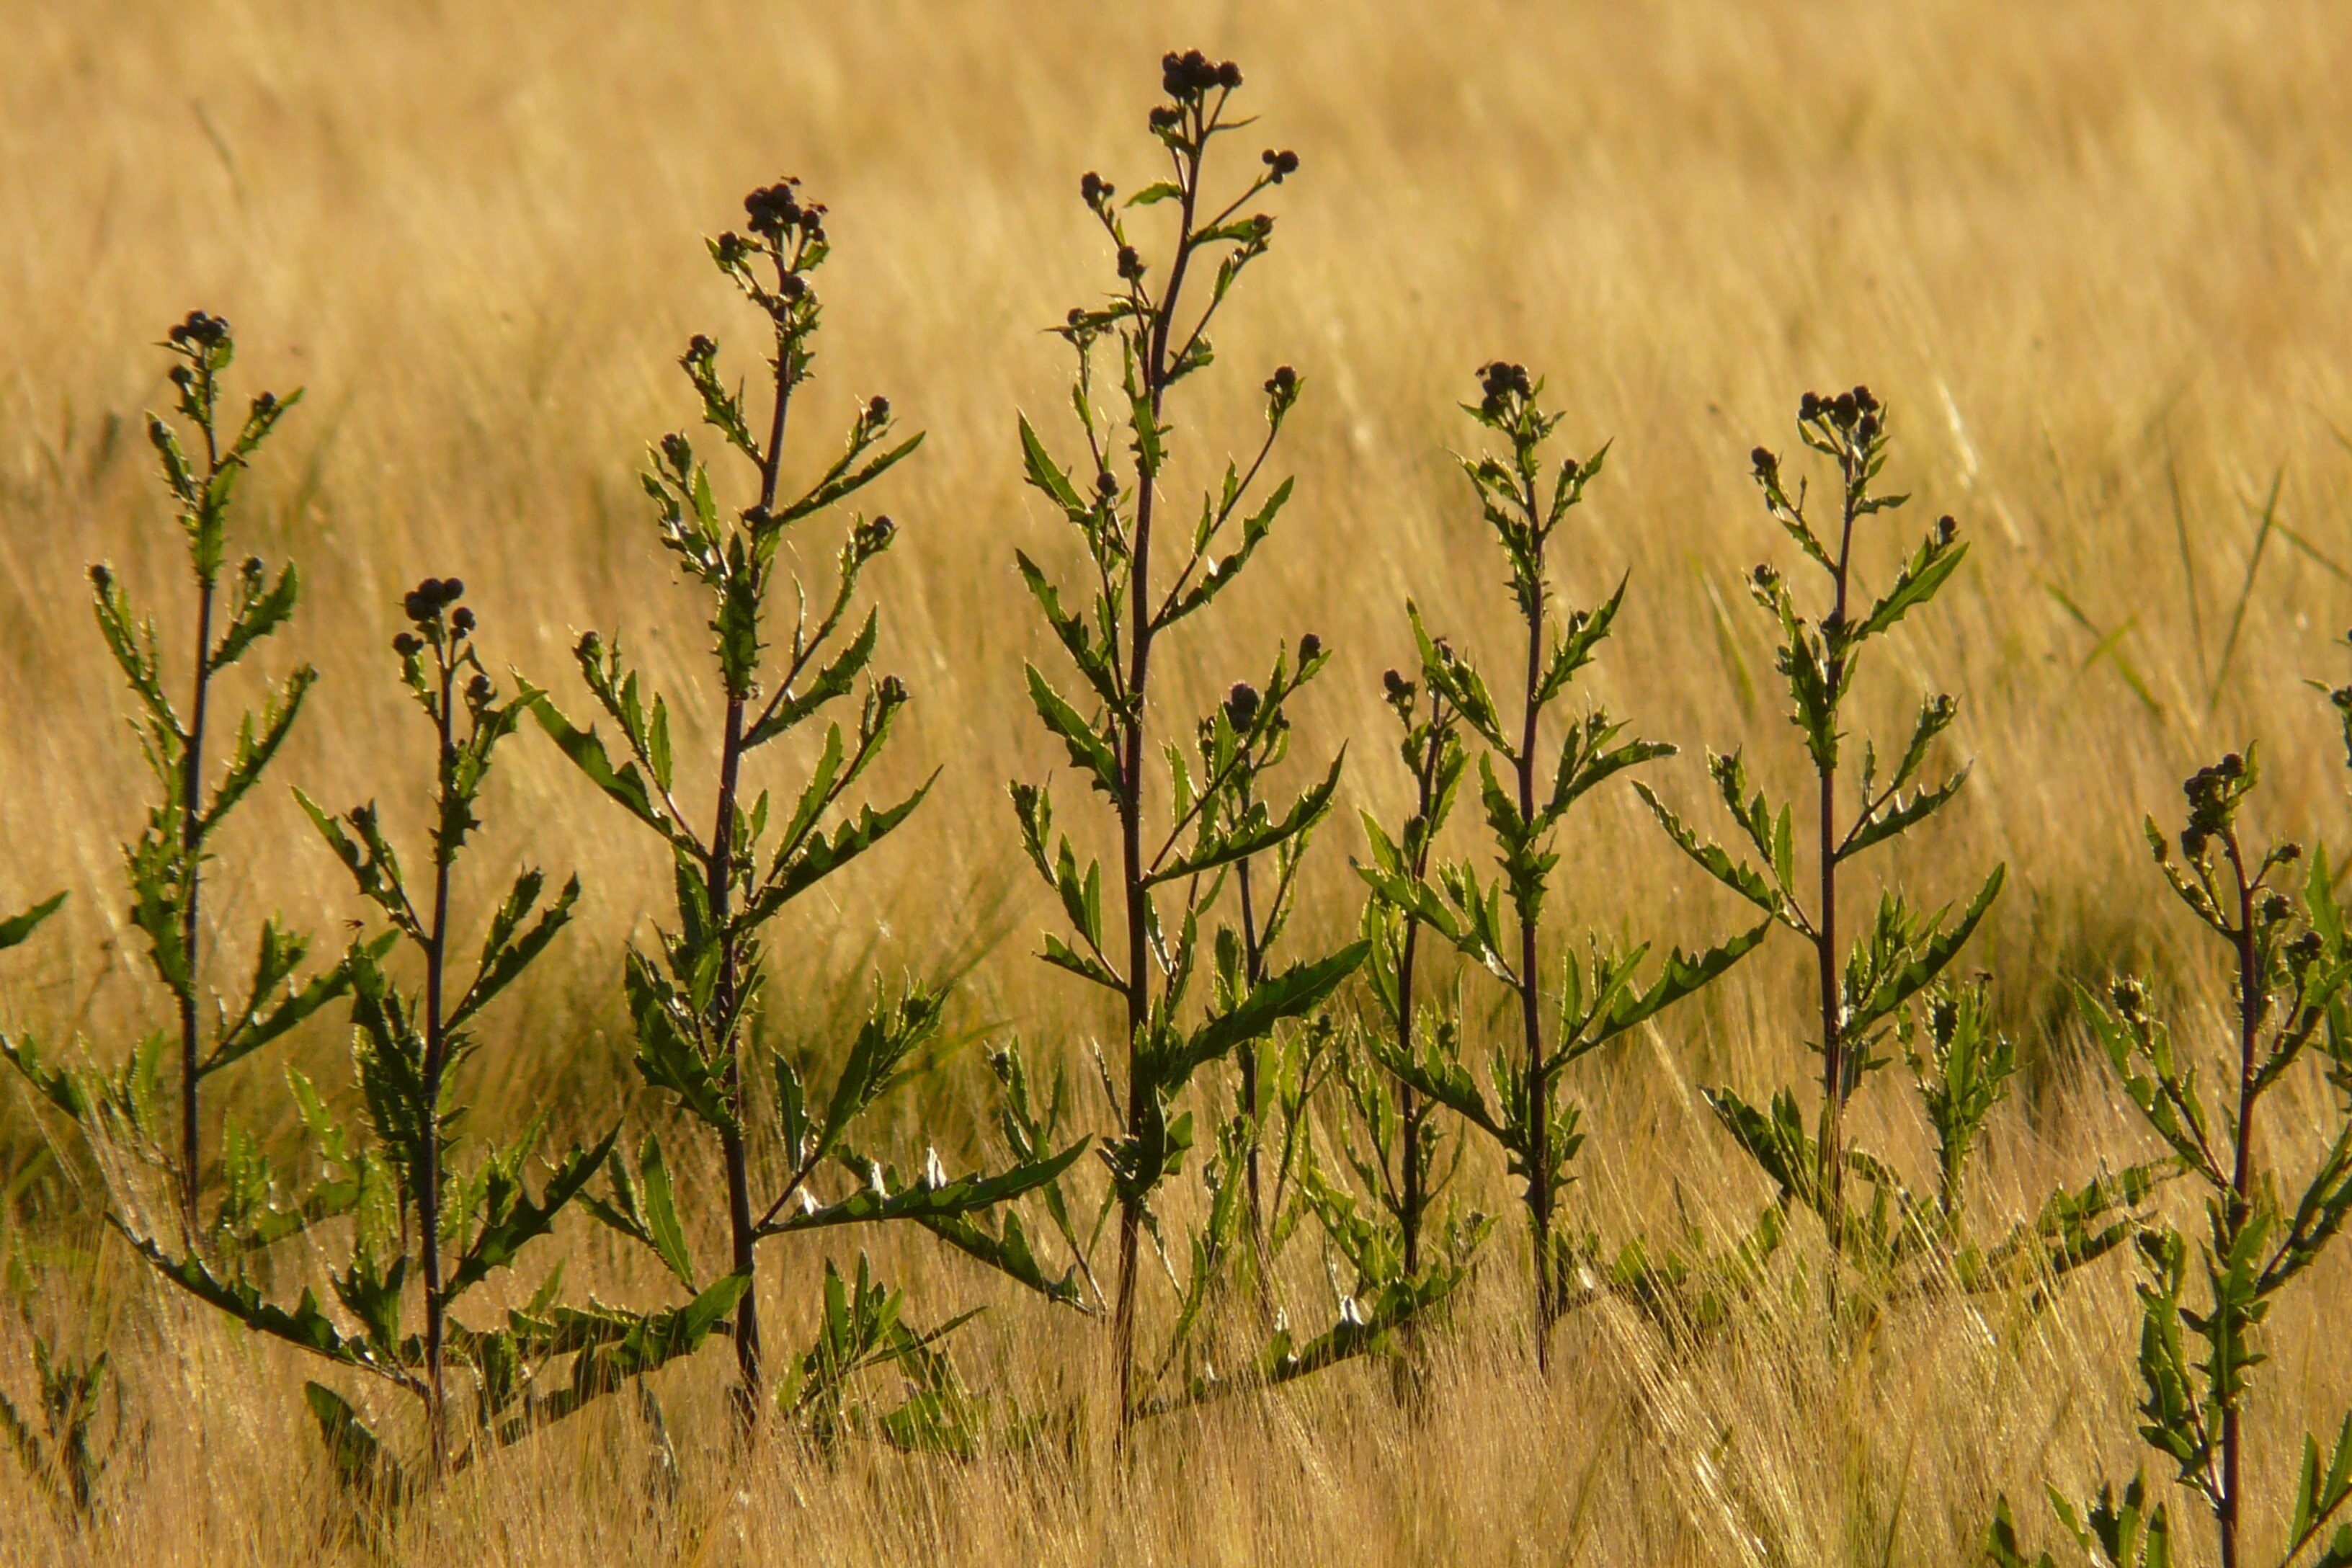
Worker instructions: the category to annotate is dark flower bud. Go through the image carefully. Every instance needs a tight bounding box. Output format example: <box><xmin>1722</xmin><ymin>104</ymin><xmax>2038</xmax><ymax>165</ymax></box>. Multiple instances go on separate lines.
<box><xmin>661</xmin><ymin>432</ymin><xmax>692</xmax><ymax>471</ymax></box>
<box><xmin>1067</xmin><ymin>308</ymin><xmax>1089</xmax><ymax>329</ymax></box>
<box><xmin>450</xmin><ymin>607</ymin><xmax>476</xmax><ymax>636</ymax></box>
<box><xmin>1265</xmin><ymin>365</ymin><xmax>1297</xmax><ymax>395</ymax></box>
<box><xmin>2279</xmin><ymin>842</ymin><xmax>2304</xmax><ymax>863</ymax></box>
<box><xmin>2260</xmin><ymin>893</ymin><xmax>2291</xmax><ymax>925</ymax></box>
<box><xmin>2110</xmin><ymin>976</ymin><xmax>2149</xmax><ymax>1020</ymax></box>
<box><xmin>467</xmin><ymin>674</ymin><xmax>494</xmax><ymax>706</ymax></box>
<box><xmin>440</xmin><ymin>577</ymin><xmax>465</xmax><ymax>602</ymax></box>
<box><xmin>1480</xmin><ymin>396</ymin><xmax>1502</xmax><ymax>419</ymax></box>
<box><xmin>1097</xmin><ymin>469</ymin><xmax>1119</xmax><ymax>499</ymax></box>
<box><xmin>1752</xmin><ymin>563</ymin><xmax>1780</xmax><ymax>590</ymax></box>
<box><xmin>89</xmin><ymin>564</ymin><xmax>114</xmax><ymax>592</ymax></box>
<box><xmin>1148</xmin><ymin>104</ymin><xmax>1181</xmax><ymax>133</ymax></box>
<box><xmin>1382</xmin><ymin>668</ymin><xmax>1413</xmax><ymax>704</ymax></box>
<box><xmin>1216</xmin><ymin>60</ymin><xmax>1242</xmax><ymax>89</ymax></box>
<box><xmin>1298</xmin><ymin>633</ymin><xmax>1322</xmax><ymax>665</ymax></box>
<box><xmin>169</xmin><ymin>365</ymin><xmax>195</xmax><ymax>391</ymax></box>
<box><xmin>392</xmin><ymin>632</ymin><xmax>422</xmax><ymax>658</ymax></box>
<box><xmin>866</xmin><ymin>395</ymin><xmax>891</xmax><ymax>422</ymax></box>
<box><xmin>252</xmin><ymin>391</ymin><xmax>277</xmax><ymax>416</ymax></box>
<box><xmin>1081</xmin><ymin>171</ymin><xmax>1105</xmax><ymax>204</ymax></box>
<box><xmin>2219</xmin><ymin>752</ymin><xmax>2245</xmax><ymax>778</ymax></box>
<box><xmin>1799</xmin><ymin>391</ymin><xmax>1822</xmax><ymax>421</ymax></box>
<box><xmin>1224</xmin><ymin>682</ymin><xmax>1261</xmax><ymax>731</ymax></box>
<box><xmin>685</xmin><ymin>334</ymin><xmax>716</xmax><ymax>362</ymax></box>
<box><xmin>1751</xmin><ymin>446</ymin><xmax>1776</xmax><ymax>476</ymax></box>
<box><xmin>1936</xmin><ymin>514</ymin><xmax>1958</xmax><ymax>545</ymax></box>
<box><xmin>2182</xmin><ymin>827</ymin><xmax>2210</xmax><ymax>860</ymax></box>
<box><xmin>1856</xmin><ymin>411</ymin><xmax>1879</xmax><ymax>442</ymax></box>
<box><xmin>853</xmin><ymin>515</ymin><xmax>897</xmax><ymax>557</ymax></box>
<box><xmin>1832</xmin><ymin>391</ymin><xmax>1858</xmax><ymax>425</ymax></box>
<box><xmin>577</xmin><ymin>631</ymin><xmax>602</xmax><ymax>661</ymax></box>
<box><xmin>777</xmin><ymin>272</ymin><xmax>808</xmax><ymax>300</ymax></box>
<box><xmin>1853</xmin><ymin>384</ymin><xmax>1877</xmax><ymax>413</ymax></box>
<box><xmin>403</xmin><ymin>589</ymin><xmax>434</xmax><ymax>623</ymax></box>
<box><xmin>1117</xmin><ymin>246</ymin><xmax>1144</xmax><ymax>281</ymax></box>
<box><xmin>2291</xmin><ymin>930</ymin><xmax>2325</xmax><ymax>965</ymax></box>
<box><xmin>878</xmin><ymin>674</ymin><xmax>909</xmax><ymax>706</ymax></box>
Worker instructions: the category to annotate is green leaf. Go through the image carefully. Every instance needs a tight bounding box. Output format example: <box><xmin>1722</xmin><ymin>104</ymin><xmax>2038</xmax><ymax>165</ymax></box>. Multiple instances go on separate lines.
<box><xmin>534</xmin><ymin>700</ymin><xmax>680</xmax><ymax>844</ymax></box>
<box><xmin>211</xmin><ymin>560</ymin><xmax>300</xmax><ymax>671</ymax></box>
<box><xmin>1585</xmin><ymin>921</ymin><xmax>1773</xmax><ymax>1053</ymax></box>
<box><xmin>1025</xmin><ymin>664</ymin><xmax>1123</xmax><ymax>800</ymax></box>
<box><xmin>764</xmin><ymin>1138</ymin><xmax>1089</xmax><ymax>1239</ymax></box>
<box><xmin>636</xmin><ymin>1134</ymin><xmax>695</xmax><ymax>1292</ymax></box>
<box><xmin>449</xmin><ymin>872</ymin><xmax>579</xmax><ymax>1030</ymax></box>
<box><xmin>440</xmin><ymin>1131</ymin><xmax>618</xmax><ymax>1304</ymax></box>
<box><xmin>1634</xmin><ymin>783</ymin><xmax>1788</xmax><ymax>920</ymax></box>
<box><xmin>1149</xmin><ymin>943</ymin><xmax>1369</xmax><ymax>1095</ymax></box>
<box><xmin>1017</xmin><ymin>414</ymin><xmax>1090</xmax><ymax>522</ymax></box>
<box><xmin>1858</xmin><ymin>534</ymin><xmax>1967</xmax><ymax>642</ymax></box>
<box><xmin>1849</xmin><ymin>864</ymin><xmax>2006</xmax><ymax>1038</ymax></box>
<box><xmin>0</xmin><ymin>893</ymin><xmax>65</xmax><ymax>952</ymax></box>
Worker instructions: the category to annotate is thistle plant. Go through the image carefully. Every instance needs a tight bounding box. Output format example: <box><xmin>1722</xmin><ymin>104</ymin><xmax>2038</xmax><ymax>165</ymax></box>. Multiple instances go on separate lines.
<box><xmin>541</xmin><ymin>179</ymin><xmax>1082</xmax><ymax>1426</ymax></box>
<box><xmin>122</xmin><ymin>580</ymin><xmax>729</xmax><ymax>1486</ymax></box>
<box><xmin>1639</xmin><ymin>386</ymin><xmax>2010</xmax><ymax>1304</ymax></box>
<box><xmin>1357</xmin><ymin>363</ymin><xmax>1764</xmax><ymax>1368</ymax></box>
<box><xmin>1008</xmin><ymin>51</ymin><xmax>1396</xmax><ymax>1430</ymax></box>
<box><xmin>5</xmin><ymin>313</ymin><xmax>345</xmax><ymax>1242</ymax></box>
<box><xmin>1308</xmin><ymin>662</ymin><xmax>1487</xmax><ymax>1342</ymax></box>
<box><xmin>1990</xmin><ymin>735</ymin><xmax>2352</xmax><ymax>1568</ymax></box>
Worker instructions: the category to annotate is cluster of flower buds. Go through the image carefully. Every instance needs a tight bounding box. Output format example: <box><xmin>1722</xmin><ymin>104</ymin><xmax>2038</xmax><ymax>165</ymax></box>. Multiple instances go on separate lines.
<box><xmin>1477</xmin><ymin>360</ymin><xmax>1534</xmax><ymax>417</ymax></box>
<box><xmin>1116</xmin><ymin>244</ymin><xmax>1146</xmax><ymax>282</ymax></box>
<box><xmin>1080</xmin><ymin>170</ymin><xmax>1116</xmax><ymax>210</ymax></box>
<box><xmin>1296</xmin><ymin>632</ymin><xmax>1322</xmax><ymax>666</ymax></box>
<box><xmin>1260</xmin><ymin>147</ymin><xmax>1300</xmax><ymax>183</ymax></box>
<box><xmin>863</xmin><ymin>395</ymin><xmax>891</xmax><ymax>425</ymax></box>
<box><xmin>1799</xmin><ymin>385</ymin><xmax>1883</xmax><ymax>443</ymax></box>
<box><xmin>2178</xmin><ymin>751</ymin><xmax>2250</xmax><ymax>859</ymax></box>
<box><xmin>393</xmin><ymin>576</ymin><xmax>471</xmax><ymax>658</ymax></box>
<box><xmin>166</xmin><ymin>311</ymin><xmax>231</xmax><ymax>352</ymax></box>
<box><xmin>744</xmin><ymin>178</ymin><xmax>824</xmax><ymax>245</ymax></box>
<box><xmin>1381</xmin><ymin>667</ymin><xmax>1417</xmax><ymax>713</ymax></box>
<box><xmin>1161</xmin><ymin>50</ymin><xmax>1242</xmax><ymax>100</ymax></box>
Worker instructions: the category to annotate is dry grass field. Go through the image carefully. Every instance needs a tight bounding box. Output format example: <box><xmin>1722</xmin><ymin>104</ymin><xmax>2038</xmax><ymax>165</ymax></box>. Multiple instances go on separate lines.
<box><xmin>4</xmin><ymin>1</ymin><xmax>2352</xmax><ymax>1562</ymax></box>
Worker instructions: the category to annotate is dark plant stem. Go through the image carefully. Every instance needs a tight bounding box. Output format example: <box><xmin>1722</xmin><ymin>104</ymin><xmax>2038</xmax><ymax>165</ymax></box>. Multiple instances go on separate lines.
<box><xmin>177</xmin><ymin>572</ymin><xmax>215</xmax><ymax>1243</ymax></box>
<box><xmin>1237</xmin><ymin>853</ymin><xmax>1263</xmax><ymax>1237</ymax></box>
<box><xmin>1518</xmin><ymin>524</ymin><xmax>1550</xmax><ymax>1368</ymax></box>
<box><xmin>1111</xmin><ymin>126</ymin><xmax>1202</xmax><ymax>1435</ymax></box>
<box><xmin>712</xmin><ymin>695</ymin><xmax>760</xmax><ymax>1414</ymax></box>
<box><xmin>2218</xmin><ymin>836</ymin><xmax>2263</xmax><ymax>1568</ymax></box>
<box><xmin>1818</xmin><ymin>480</ymin><xmax>1859</xmax><ymax>1296</ymax></box>
<box><xmin>713</xmin><ymin>276</ymin><xmax>800</xmax><ymax>1422</ymax></box>
<box><xmin>1396</xmin><ymin>708</ymin><xmax>1446</xmax><ymax>1280</ymax></box>
<box><xmin>418</xmin><ymin>654</ymin><xmax>456</xmax><ymax>1473</ymax></box>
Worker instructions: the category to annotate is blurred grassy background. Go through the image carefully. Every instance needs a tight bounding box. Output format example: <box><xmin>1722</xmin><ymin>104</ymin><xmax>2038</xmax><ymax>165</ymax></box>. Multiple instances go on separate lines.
<box><xmin>1</xmin><ymin>1</ymin><xmax>2350</xmax><ymax>1561</ymax></box>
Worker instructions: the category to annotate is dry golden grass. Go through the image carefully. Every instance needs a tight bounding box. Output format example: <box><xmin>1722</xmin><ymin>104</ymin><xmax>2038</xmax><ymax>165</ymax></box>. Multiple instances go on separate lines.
<box><xmin>4</xmin><ymin>0</ymin><xmax>2352</xmax><ymax>1562</ymax></box>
